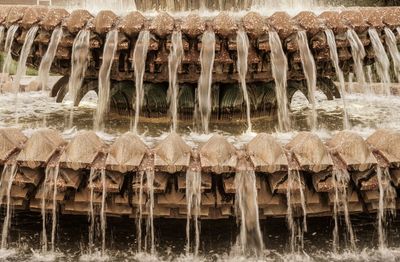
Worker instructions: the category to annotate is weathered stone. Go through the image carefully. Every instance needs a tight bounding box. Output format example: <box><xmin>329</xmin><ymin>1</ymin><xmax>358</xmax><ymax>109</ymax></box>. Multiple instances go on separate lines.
<box><xmin>150</xmin><ymin>12</ymin><xmax>174</xmax><ymax>38</ymax></box>
<box><xmin>242</xmin><ymin>12</ymin><xmax>266</xmax><ymax>38</ymax></box>
<box><xmin>340</xmin><ymin>10</ymin><xmax>368</xmax><ymax>33</ymax></box>
<box><xmin>106</xmin><ymin>132</ymin><xmax>148</xmax><ymax>173</ymax></box>
<box><xmin>367</xmin><ymin>129</ymin><xmax>400</xmax><ymax>166</ymax></box>
<box><xmin>212</xmin><ymin>12</ymin><xmax>237</xmax><ymax>38</ymax></box>
<box><xmin>181</xmin><ymin>13</ymin><xmax>205</xmax><ymax>38</ymax></box>
<box><xmin>0</xmin><ymin>6</ymin><xmax>11</xmax><ymax>25</ymax></box>
<box><xmin>154</xmin><ymin>132</ymin><xmax>191</xmax><ymax>173</ymax></box>
<box><xmin>327</xmin><ymin>131</ymin><xmax>376</xmax><ymax>171</ymax></box>
<box><xmin>0</xmin><ymin>128</ymin><xmax>27</xmax><ymax>163</ymax></box>
<box><xmin>17</xmin><ymin>129</ymin><xmax>66</xmax><ymax>169</ymax></box>
<box><xmin>382</xmin><ymin>8</ymin><xmax>400</xmax><ymax>29</ymax></box>
<box><xmin>63</xmin><ymin>9</ymin><xmax>93</xmax><ymax>35</ymax></box>
<box><xmin>318</xmin><ymin>11</ymin><xmax>347</xmax><ymax>35</ymax></box>
<box><xmin>286</xmin><ymin>132</ymin><xmax>333</xmax><ymax>172</ymax></box>
<box><xmin>20</xmin><ymin>6</ymin><xmax>48</xmax><ymax>29</ymax></box>
<box><xmin>267</xmin><ymin>12</ymin><xmax>295</xmax><ymax>40</ymax></box>
<box><xmin>199</xmin><ymin>135</ymin><xmax>237</xmax><ymax>174</ymax></box>
<box><xmin>247</xmin><ymin>133</ymin><xmax>288</xmax><ymax>173</ymax></box>
<box><xmin>40</xmin><ymin>8</ymin><xmax>69</xmax><ymax>31</ymax></box>
<box><xmin>293</xmin><ymin>11</ymin><xmax>323</xmax><ymax>37</ymax></box>
<box><xmin>360</xmin><ymin>8</ymin><xmax>385</xmax><ymax>29</ymax></box>
<box><xmin>6</xmin><ymin>6</ymin><xmax>28</xmax><ymax>26</ymax></box>
<box><xmin>94</xmin><ymin>10</ymin><xmax>118</xmax><ymax>35</ymax></box>
<box><xmin>119</xmin><ymin>11</ymin><xmax>145</xmax><ymax>37</ymax></box>
<box><xmin>59</xmin><ymin>131</ymin><xmax>106</xmax><ymax>170</ymax></box>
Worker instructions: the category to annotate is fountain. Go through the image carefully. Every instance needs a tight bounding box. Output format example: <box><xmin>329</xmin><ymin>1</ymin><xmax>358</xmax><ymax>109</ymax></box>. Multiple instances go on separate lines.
<box><xmin>347</xmin><ymin>29</ymin><xmax>367</xmax><ymax>93</ymax></box>
<box><xmin>1</xmin><ymin>25</ymin><xmax>18</xmax><ymax>85</ymax></box>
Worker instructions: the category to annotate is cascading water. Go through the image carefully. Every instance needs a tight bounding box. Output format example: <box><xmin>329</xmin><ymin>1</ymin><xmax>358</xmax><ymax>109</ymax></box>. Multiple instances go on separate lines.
<box><xmin>67</xmin><ymin>29</ymin><xmax>90</xmax><ymax>128</ymax></box>
<box><xmin>198</xmin><ymin>31</ymin><xmax>215</xmax><ymax>134</ymax></box>
<box><xmin>167</xmin><ymin>31</ymin><xmax>184</xmax><ymax>132</ymax></box>
<box><xmin>286</xmin><ymin>169</ymin><xmax>307</xmax><ymax>253</ymax></box>
<box><xmin>347</xmin><ymin>29</ymin><xmax>367</xmax><ymax>93</ymax></box>
<box><xmin>185</xmin><ymin>170</ymin><xmax>202</xmax><ymax>256</ymax></box>
<box><xmin>13</xmin><ymin>25</ymin><xmax>38</xmax><ymax>125</ymax></box>
<box><xmin>269</xmin><ymin>31</ymin><xmax>290</xmax><ymax>132</ymax></box>
<box><xmin>51</xmin><ymin>164</ymin><xmax>60</xmax><ymax>253</ymax></box>
<box><xmin>369</xmin><ymin>28</ymin><xmax>391</xmax><ymax>96</ymax></box>
<box><xmin>376</xmin><ymin>167</ymin><xmax>396</xmax><ymax>250</ymax></box>
<box><xmin>331</xmin><ymin>169</ymin><xmax>356</xmax><ymax>252</ymax></box>
<box><xmin>0</xmin><ymin>26</ymin><xmax>4</xmax><ymax>50</ymax></box>
<box><xmin>94</xmin><ymin>29</ymin><xmax>118</xmax><ymax>131</ymax></box>
<box><xmin>100</xmin><ymin>169</ymin><xmax>107</xmax><ymax>255</ymax></box>
<box><xmin>38</xmin><ymin>27</ymin><xmax>63</xmax><ymax>91</ymax></box>
<box><xmin>0</xmin><ymin>164</ymin><xmax>18</xmax><ymax>249</ymax></box>
<box><xmin>41</xmin><ymin>166</ymin><xmax>52</xmax><ymax>253</ymax></box>
<box><xmin>384</xmin><ymin>28</ymin><xmax>400</xmax><ymax>83</ymax></box>
<box><xmin>1</xmin><ymin>25</ymin><xmax>18</xmax><ymax>85</ymax></box>
<box><xmin>132</xmin><ymin>30</ymin><xmax>150</xmax><ymax>134</ymax></box>
<box><xmin>234</xmin><ymin>170</ymin><xmax>264</xmax><ymax>255</ymax></box>
<box><xmin>325</xmin><ymin>29</ymin><xmax>350</xmax><ymax>130</ymax></box>
<box><xmin>88</xmin><ymin>168</ymin><xmax>96</xmax><ymax>255</ymax></box>
<box><xmin>236</xmin><ymin>30</ymin><xmax>252</xmax><ymax>133</ymax></box>
<box><xmin>136</xmin><ymin>171</ymin><xmax>144</xmax><ymax>252</ymax></box>
<box><xmin>144</xmin><ymin>170</ymin><xmax>155</xmax><ymax>254</ymax></box>
<box><xmin>297</xmin><ymin>31</ymin><xmax>317</xmax><ymax>130</ymax></box>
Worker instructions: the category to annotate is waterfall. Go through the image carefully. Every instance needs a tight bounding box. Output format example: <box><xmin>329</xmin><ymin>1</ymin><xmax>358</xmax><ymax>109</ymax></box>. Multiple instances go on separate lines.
<box><xmin>269</xmin><ymin>31</ymin><xmax>291</xmax><ymax>132</ymax></box>
<box><xmin>234</xmin><ymin>170</ymin><xmax>264</xmax><ymax>255</ymax></box>
<box><xmin>198</xmin><ymin>31</ymin><xmax>215</xmax><ymax>134</ymax></box>
<box><xmin>332</xmin><ymin>169</ymin><xmax>356</xmax><ymax>253</ymax></box>
<box><xmin>136</xmin><ymin>171</ymin><xmax>144</xmax><ymax>252</ymax></box>
<box><xmin>88</xmin><ymin>168</ymin><xmax>96</xmax><ymax>255</ymax></box>
<box><xmin>144</xmin><ymin>170</ymin><xmax>155</xmax><ymax>254</ymax></box>
<box><xmin>13</xmin><ymin>25</ymin><xmax>39</xmax><ymax>125</ymax></box>
<box><xmin>167</xmin><ymin>31</ymin><xmax>183</xmax><ymax>132</ymax></box>
<box><xmin>369</xmin><ymin>28</ymin><xmax>391</xmax><ymax>96</ymax></box>
<box><xmin>94</xmin><ymin>29</ymin><xmax>118</xmax><ymax>131</ymax></box>
<box><xmin>236</xmin><ymin>30</ymin><xmax>252</xmax><ymax>132</ymax></box>
<box><xmin>286</xmin><ymin>169</ymin><xmax>307</xmax><ymax>253</ymax></box>
<box><xmin>100</xmin><ymin>169</ymin><xmax>107</xmax><ymax>255</ymax></box>
<box><xmin>41</xmin><ymin>166</ymin><xmax>52</xmax><ymax>253</ymax></box>
<box><xmin>51</xmin><ymin>164</ymin><xmax>60</xmax><ymax>253</ymax></box>
<box><xmin>185</xmin><ymin>170</ymin><xmax>201</xmax><ymax>256</ymax></box>
<box><xmin>38</xmin><ymin>27</ymin><xmax>63</xmax><ymax>91</ymax></box>
<box><xmin>384</xmin><ymin>28</ymin><xmax>400</xmax><ymax>83</ymax></box>
<box><xmin>132</xmin><ymin>30</ymin><xmax>150</xmax><ymax>134</ymax></box>
<box><xmin>297</xmin><ymin>31</ymin><xmax>317</xmax><ymax>130</ymax></box>
<box><xmin>1</xmin><ymin>25</ymin><xmax>18</xmax><ymax>85</ymax></box>
<box><xmin>325</xmin><ymin>29</ymin><xmax>350</xmax><ymax>130</ymax></box>
<box><xmin>68</xmin><ymin>29</ymin><xmax>90</xmax><ymax>128</ymax></box>
<box><xmin>0</xmin><ymin>26</ymin><xmax>4</xmax><ymax>50</ymax></box>
<box><xmin>0</xmin><ymin>164</ymin><xmax>18</xmax><ymax>249</ymax></box>
<box><xmin>376</xmin><ymin>167</ymin><xmax>396</xmax><ymax>250</ymax></box>
<box><xmin>347</xmin><ymin>29</ymin><xmax>367</xmax><ymax>93</ymax></box>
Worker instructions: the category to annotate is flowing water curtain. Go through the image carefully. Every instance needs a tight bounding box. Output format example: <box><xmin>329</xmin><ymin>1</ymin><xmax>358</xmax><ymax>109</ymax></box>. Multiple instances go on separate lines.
<box><xmin>1</xmin><ymin>25</ymin><xmax>19</xmax><ymax>85</ymax></box>
<box><xmin>185</xmin><ymin>170</ymin><xmax>202</xmax><ymax>256</ymax></box>
<box><xmin>384</xmin><ymin>27</ymin><xmax>400</xmax><ymax>83</ymax></box>
<box><xmin>347</xmin><ymin>29</ymin><xmax>367</xmax><ymax>93</ymax></box>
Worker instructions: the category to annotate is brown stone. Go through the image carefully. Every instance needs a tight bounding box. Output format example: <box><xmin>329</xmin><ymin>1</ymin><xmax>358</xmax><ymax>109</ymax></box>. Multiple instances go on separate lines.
<box><xmin>40</xmin><ymin>8</ymin><xmax>69</xmax><ymax>31</ymax></box>
<box><xmin>63</xmin><ymin>9</ymin><xmax>93</xmax><ymax>35</ymax></box>
<box><xmin>94</xmin><ymin>10</ymin><xmax>118</xmax><ymax>35</ymax></box>
<box><xmin>150</xmin><ymin>12</ymin><xmax>174</xmax><ymax>38</ymax></box>
<box><xmin>119</xmin><ymin>11</ymin><xmax>145</xmax><ymax>37</ymax></box>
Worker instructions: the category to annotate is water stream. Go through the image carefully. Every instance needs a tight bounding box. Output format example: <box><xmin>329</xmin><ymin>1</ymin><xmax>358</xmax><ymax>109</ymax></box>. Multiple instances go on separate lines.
<box><xmin>297</xmin><ymin>30</ymin><xmax>317</xmax><ymax>130</ymax></box>
<box><xmin>198</xmin><ymin>31</ymin><xmax>215</xmax><ymax>134</ymax></box>
<box><xmin>100</xmin><ymin>169</ymin><xmax>107</xmax><ymax>255</ymax></box>
<box><xmin>94</xmin><ymin>29</ymin><xmax>118</xmax><ymax>131</ymax></box>
<box><xmin>368</xmin><ymin>28</ymin><xmax>391</xmax><ymax>96</ymax></box>
<box><xmin>347</xmin><ymin>29</ymin><xmax>367</xmax><ymax>93</ymax></box>
<box><xmin>0</xmin><ymin>26</ymin><xmax>4</xmax><ymax>50</ymax></box>
<box><xmin>325</xmin><ymin>29</ymin><xmax>350</xmax><ymax>129</ymax></box>
<box><xmin>68</xmin><ymin>29</ymin><xmax>90</xmax><ymax>128</ymax></box>
<box><xmin>88</xmin><ymin>168</ymin><xmax>96</xmax><ymax>255</ymax></box>
<box><xmin>38</xmin><ymin>27</ymin><xmax>63</xmax><ymax>91</ymax></box>
<box><xmin>132</xmin><ymin>30</ymin><xmax>150</xmax><ymax>134</ymax></box>
<box><xmin>136</xmin><ymin>171</ymin><xmax>145</xmax><ymax>252</ymax></box>
<box><xmin>269</xmin><ymin>31</ymin><xmax>291</xmax><ymax>132</ymax></box>
<box><xmin>144</xmin><ymin>169</ymin><xmax>155</xmax><ymax>254</ymax></box>
<box><xmin>167</xmin><ymin>31</ymin><xmax>184</xmax><ymax>132</ymax></box>
<box><xmin>236</xmin><ymin>30</ymin><xmax>252</xmax><ymax>132</ymax></box>
<box><xmin>51</xmin><ymin>164</ymin><xmax>60</xmax><ymax>253</ymax></box>
<box><xmin>185</xmin><ymin>170</ymin><xmax>202</xmax><ymax>256</ymax></box>
<box><xmin>1</xmin><ymin>25</ymin><xmax>18</xmax><ymax>85</ymax></box>
<box><xmin>384</xmin><ymin>28</ymin><xmax>400</xmax><ymax>83</ymax></box>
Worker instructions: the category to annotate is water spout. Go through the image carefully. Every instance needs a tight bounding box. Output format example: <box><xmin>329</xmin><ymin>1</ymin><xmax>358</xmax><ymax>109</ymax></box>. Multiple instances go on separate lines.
<box><xmin>384</xmin><ymin>28</ymin><xmax>400</xmax><ymax>83</ymax></box>
<box><xmin>1</xmin><ymin>25</ymin><xmax>18</xmax><ymax>85</ymax></box>
<box><xmin>198</xmin><ymin>31</ymin><xmax>215</xmax><ymax>134</ymax></box>
<box><xmin>236</xmin><ymin>30</ymin><xmax>252</xmax><ymax>133</ymax></box>
<box><xmin>347</xmin><ymin>29</ymin><xmax>367</xmax><ymax>93</ymax></box>
<box><xmin>132</xmin><ymin>30</ymin><xmax>150</xmax><ymax>134</ymax></box>
<box><xmin>51</xmin><ymin>164</ymin><xmax>60</xmax><ymax>253</ymax></box>
<box><xmin>269</xmin><ymin>31</ymin><xmax>291</xmax><ymax>132</ymax></box>
<box><xmin>186</xmin><ymin>170</ymin><xmax>201</xmax><ymax>256</ymax></box>
<box><xmin>94</xmin><ymin>29</ymin><xmax>118</xmax><ymax>131</ymax></box>
<box><xmin>38</xmin><ymin>27</ymin><xmax>63</xmax><ymax>91</ymax></box>
<box><xmin>297</xmin><ymin>31</ymin><xmax>317</xmax><ymax>130</ymax></box>
<box><xmin>144</xmin><ymin>169</ymin><xmax>155</xmax><ymax>254</ymax></box>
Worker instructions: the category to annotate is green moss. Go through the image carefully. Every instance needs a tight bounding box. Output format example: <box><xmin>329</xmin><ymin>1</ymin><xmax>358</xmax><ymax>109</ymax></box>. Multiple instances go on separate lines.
<box><xmin>0</xmin><ymin>52</ymin><xmax>38</xmax><ymax>76</ymax></box>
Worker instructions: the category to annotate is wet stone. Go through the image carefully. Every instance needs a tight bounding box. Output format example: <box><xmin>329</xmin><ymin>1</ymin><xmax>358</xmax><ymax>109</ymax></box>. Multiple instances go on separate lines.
<box><xmin>40</xmin><ymin>8</ymin><xmax>69</xmax><ymax>31</ymax></box>
<box><xmin>94</xmin><ymin>10</ymin><xmax>118</xmax><ymax>35</ymax></box>
<box><xmin>119</xmin><ymin>11</ymin><xmax>145</xmax><ymax>37</ymax></box>
<box><xmin>212</xmin><ymin>12</ymin><xmax>238</xmax><ymax>38</ymax></box>
<box><xmin>63</xmin><ymin>9</ymin><xmax>93</xmax><ymax>35</ymax></box>
<box><xmin>150</xmin><ymin>12</ymin><xmax>175</xmax><ymax>38</ymax></box>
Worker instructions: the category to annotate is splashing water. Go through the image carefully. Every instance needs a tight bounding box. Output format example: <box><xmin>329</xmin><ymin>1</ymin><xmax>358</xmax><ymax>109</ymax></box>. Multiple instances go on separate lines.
<box><xmin>185</xmin><ymin>170</ymin><xmax>201</xmax><ymax>256</ymax></box>
<box><xmin>68</xmin><ymin>29</ymin><xmax>90</xmax><ymax>128</ymax></box>
<box><xmin>325</xmin><ymin>29</ymin><xmax>350</xmax><ymax>130</ymax></box>
<box><xmin>167</xmin><ymin>31</ymin><xmax>184</xmax><ymax>132</ymax></box>
<box><xmin>0</xmin><ymin>164</ymin><xmax>18</xmax><ymax>249</ymax></box>
<box><xmin>286</xmin><ymin>169</ymin><xmax>307</xmax><ymax>253</ymax></box>
<box><xmin>297</xmin><ymin>31</ymin><xmax>317</xmax><ymax>130</ymax></box>
<box><xmin>368</xmin><ymin>28</ymin><xmax>391</xmax><ymax>96</ymax></box>
<box><xmin>13</xmin><ymin>26</ymin><xmax>39</xmax><ymax>124</ymax></box>
<box><xmin>269</xmin><ymin>31</ymin><xmax>291</xmax><ymax>132</ymax></box>
<box><xmin>132</xmin><ymin>30</ymin><xmax>150</xmax><ymax>134</ymax></box>
<box><xmin>332</xmin><ymin>169</ymin><xmax>356</xmax><ymax>252</ymax></box>
<box><xmin>198</xmin><ymin>31</ymin><xmax>215</xmax><ymax>134</ymax></box>
<box><xmin>234</xmin><ymin>170</ymin><xmax>263</xmax><ymax>255</ymax></box>
<box><xmin>1</xmin><ymin>25</ymin><xmax>18</xmax><ymax>85</ymax></box>
<box><xmin>347</xmin><ymin>29</ymin><xmax>367</xmax><ymax>93</ymax></box>
<box><xmin>376</xmin><ymin>167</ymin><xmax>396</xmax><ymax>250</ymax></box>
<box><xmin>236</xmin><ymin>30</ymin><xmax>252</xmax><ymax>133</ymax></box>
<box><xmin>384</xmin><ymin>28</ymin><xmax>400</xmax><ymax>83</ymax></box>
<box><xmin>38</xmin><ymin>27</ymin><xmax>63</xmax><ymax>91</ymax></box>
<box><xmin>94</xmin><ymin>29</ymin><xmax>119</xmax><ymax>131</ymax></box>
